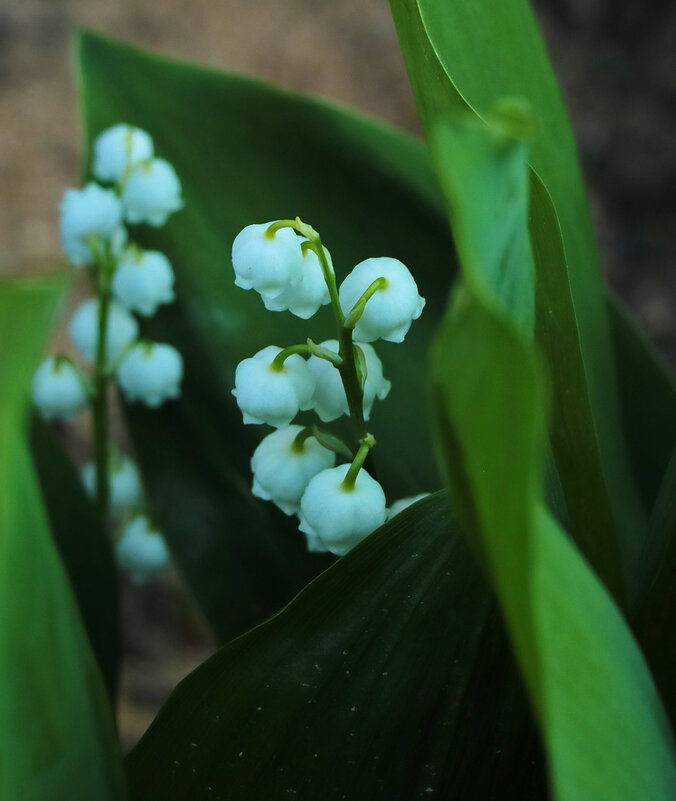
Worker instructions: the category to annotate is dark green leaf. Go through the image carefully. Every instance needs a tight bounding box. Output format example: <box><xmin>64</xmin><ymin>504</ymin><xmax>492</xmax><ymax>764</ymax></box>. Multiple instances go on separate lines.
<box><xmin>429</xmin><ymin>117</ymin><xmax>676</xmax><ymax>801</ymax></box>
<box><xmin>30</xmin><ymin>413</ymin><xmax>120</xmax><ymax>701</ymax></box>
<box><xmin>126</xmin><ymin>493</ymin><xmax>547</xmax><ymax>800</ymax></box>
<box><xmin>0</xmin><ymin>278</ymin><xmax>125</xmax><ymax>801</ymax></box>
<box><xmin>635</xmin><ymin>445</ymin><xmax>676</xmax><ymax>727</ymax></box>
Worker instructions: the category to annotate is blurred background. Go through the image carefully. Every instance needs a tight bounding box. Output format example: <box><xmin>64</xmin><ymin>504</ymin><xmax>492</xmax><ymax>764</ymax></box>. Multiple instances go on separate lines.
<box><xmin>2</xmin><ymin>0</ymin><xmax>675</xmax><ymax>748</ymax></box>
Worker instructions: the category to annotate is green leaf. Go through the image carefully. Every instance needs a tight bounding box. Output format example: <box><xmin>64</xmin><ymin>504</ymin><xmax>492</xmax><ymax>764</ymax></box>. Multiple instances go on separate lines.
<box><xmin>0</xmin><ymin>278</ymin><xmax>125</xmax><ymax>801</ymax></box>
<box><xmin>77</xmin><ymin>31</ymin><xmax>452</xmax><ymax>638</ymax></box>
<box><xmin>429</xmin><ymin>118</ymin><xmax>676</xmax><ymax>801</ymax></box>
<box><xmin>30</xmin><ymin>413</ymin><xmax>120</xmax><ymax>701</ymax></box>
<box><xmin>635</xmin><ymin>445</ymin><xmax>676</xmax><ymax>727</ymax></box>
<box><xmin>390</xmin><ymin>0</ymin><xmax>645</xmax><ymax>603</ymax></box>
<box><xmin>126</xmin><ymin>493</ymin><xmax>547</xmax><ymax>800</ymax></box>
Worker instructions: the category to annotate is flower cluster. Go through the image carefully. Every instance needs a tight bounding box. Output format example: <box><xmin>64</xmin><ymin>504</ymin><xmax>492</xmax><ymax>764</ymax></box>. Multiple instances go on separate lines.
<box><xmin>32</xmin><ymin>123</ymin><xmax>181</xmax><ymax>581</ymax></box>
<box><xmin>231</xmin><ymin>218</ymin><xmax>427</xmax><ymax>555</ymax></box>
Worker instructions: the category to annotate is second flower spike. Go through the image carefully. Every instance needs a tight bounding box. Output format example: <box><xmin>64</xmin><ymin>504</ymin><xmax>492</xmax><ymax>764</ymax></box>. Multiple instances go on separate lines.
<box><xmin>112</xmin><ymin>248</ymin><xmax>175</xmax><ymax>316</ymax></box>
<box><xmin>69</xmin><ymin>298</ymin><xmax>139</xmax><ymax>364</ymax></box>
<box><xmin>117</xmin><ymin>342</ymin><xmax>183</xmax><ymax>407</ymax></box>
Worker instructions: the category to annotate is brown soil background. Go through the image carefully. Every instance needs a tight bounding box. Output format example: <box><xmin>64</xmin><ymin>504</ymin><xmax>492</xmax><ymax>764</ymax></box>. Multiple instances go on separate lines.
<box><xmin>2</xmin><ymin>0</ymin><xmax>675</xmax><ymax>750</ymax></box>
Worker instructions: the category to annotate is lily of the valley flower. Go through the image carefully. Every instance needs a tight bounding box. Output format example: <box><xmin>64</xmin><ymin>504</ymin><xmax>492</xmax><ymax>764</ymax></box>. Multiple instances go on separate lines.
<box><xmin>69</xmin><ymin>298</ymin><xmax>139</xmax><ymax>364</ymax></box>
<box><xmin>339</xmin><ymin>257</ymin><xmax>425</xmax><ymax>343</ymax></box>
<box><xmin>251</xmin><ymin>425</ymin><xmax>336</xmax><ymax>515</ymax></box>
<box><xmin>117</xmin><ymin>342</ymin><xmax>183</xmax><ymax>407</ymax></box>
<box><xmin>93</xmin><ymin>124</ymin><xmax>154</xmax><ymax>183</ymax></box>
<box><xmin>231</xmin><ymin>222</ymin><xmax>304</xmax><ymax>300</ymax></box>
<box><xmin>112</xmin><ymin>248</ymin><xmax>175</xmax><ymax>316</ymax></box>
<box><xmin>232</xmin><ymin>345</ymin><xmax>315</xmax><ymax>427</ymax></box>
<box><xmin>299</xmin><ymin>463</ymin><xmax>386</xmax><ymax>555</ymax></box>
<box><xmin>60</xmin><ymin>183</ymin><xmax>125</xmax><ymax>266</ymax></box>
<box><xmin>31</xmin><ymin>357</ymin><xmax>89</xmax><ymax>422</ymax></box>
<box><xmin>82</xmin><ymin>456</ymin><xmax>143</xmax><ymax>516</ymax></box>
<box><xmin>262</xmin><ymin>239</ymin><xmax>331</xmax><ymax>319</ymax></box>
<box><xmin>116</xmin><ymin>515</ymin><xmax>171</xmax><ymax>583</ymax></box>
<box><xmin>306</xmin><ymin>339</ymin><xmax>391</xmax><ymax>422</ymax></box>
<box><xmin>122</xmin><ymin>158</ymin><xmax>183</xmax><ymax>226</ymax></box>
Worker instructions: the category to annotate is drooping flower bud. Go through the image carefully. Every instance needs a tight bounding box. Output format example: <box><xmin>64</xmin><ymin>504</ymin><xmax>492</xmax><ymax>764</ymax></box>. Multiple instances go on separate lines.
<box><xmin>117</xmin><ymin>342</ymin><xmax>183</xmax><ymax>407</ymax></box>
<box><xmin>306</xmin><ymin>339</ymin><xmax>391</xmax><ymax>422</ymax></box>
<box><xmin>231</xmin><ymin>222</ymin><xmax>304</xmax><ymax>300</ymax></box>
<box><xmin>81</xmin><ymin>456</ymin><xmax>143</xmax><ymax>516</ymax></box>
<box><xmin>112</xmin><ymin>248</ymin><xmax>175</xmax><ymax>316</ymax></box>
<box><xmin>122</xmin><ymin>158</ymin><xmax>183</xmax><ymax>226</ymax></box>
<box><xmin>386</xmin><ymin>492</ymin><xmax>431</xmax><ymax>520</ymax></box>
<box><xmin>339</xmin><ymin>257</ymin><xmax>425</xmax><ymax>343</ymax></box>
<box><xmin>60</xmin><ymin>183</ymin><xmax>125</xmax><ymax>267</ymax></box>
<box><xmin>69</xmin><ymin>298</ymin><xmax>139</xmax><ymax>364</ymax></box>
<box><xmin>262</xmin><ymin>240</ymin><xmax>330</xmax><ymax>319</ymax></box>
<box><xmin>93</xmin><ymin>124</ymin><xmax>154</xmax><ymax>183</ymax></box>
<box><xmin>251</xmin><ymin>425</ymin><xmax>336</xmax><ymax>515</ymax></box>
<box><xmin>31</xmin><ymin>357</ymin><xmax>89</xmax><ymax>422</ymax></box>
<box><xmin>232</xmin><ymin>345</ymin><xmax>315</xmax><ymax>428</ymax></box>
<box><xmin>299</xmin><ymin>463</ymin><xmax>386</xmax><ymax>555</ymax></box>
<box><xmin>116</xmin><ymin>515</ymin><xmax>171</xmax><ymax>584</ymax></box>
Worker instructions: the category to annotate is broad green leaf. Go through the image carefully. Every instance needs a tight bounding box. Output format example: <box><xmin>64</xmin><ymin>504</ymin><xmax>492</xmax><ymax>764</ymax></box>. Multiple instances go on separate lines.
<box><xmin>0</xmin><ymin>279</ymin><xmax>125</xmax><ymax>800</ymax></box>
<box><xmin>30</xmin><ymin>414</ymin><xmax>120</xmax><ymax>701</ymax></box>
<box><xmin>126</xmin><ymin>493</ymin><xmax>547</xmax><ymax>800</ymax></box>
<box><xmin>390</xmin><ymin>0</ymin><xmax>645</xmax><ymax>602</ymax></box>
<box><xmin>77</xmin><ymin>31</ymin><xmax>452</xmax><ymax>638</ymax></box>
<box><xmin>430</xmin><ymin>118</ymin><xmax>676</xmax><ymax>801</ymax></box>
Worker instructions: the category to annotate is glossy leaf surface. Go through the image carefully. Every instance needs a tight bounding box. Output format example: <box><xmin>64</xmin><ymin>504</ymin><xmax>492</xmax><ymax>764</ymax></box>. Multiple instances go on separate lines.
<box><xmin>390</xmin><ymin>0</ymin><xmax>645</xmax><ymax>603</ymax></box>
<box><xmin>127</xmin><ymin>493</ymin><xmax>547</xmax><ymax>800</ymax></box>
<box><xmin>429</xmin><ymin>117</ymin><xmax>676</xmax><ymax>801</ymax></box>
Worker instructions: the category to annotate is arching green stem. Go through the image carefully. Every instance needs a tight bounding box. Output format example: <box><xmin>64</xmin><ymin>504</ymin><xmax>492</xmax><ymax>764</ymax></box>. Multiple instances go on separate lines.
<box><xmin>291</xmin><ymin>426</ymin><xmax>315</xmax><ymax>453</ymax></box>
<box><xmin>271</xmin><ymin>343</ymin><xmax>313</xmax><ymax>371</ymax></box>
<box><xmin>344</xmin><ymin>277</ymin><xmax>389</xmax><ymax>330</ymax></box>
<box><xmin>342</xmin><ymin>434</ymin><xmax>376</xmax><ymax>490</ymax></box>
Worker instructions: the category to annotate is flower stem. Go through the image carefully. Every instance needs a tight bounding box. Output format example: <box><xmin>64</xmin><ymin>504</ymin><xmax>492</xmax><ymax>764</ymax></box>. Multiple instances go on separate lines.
<box><xmin>271</xmin><ymin>343</ymin><xmax>312</xmax><ymax>371</ymax></box>
<box><xmin>344</xmin><ymin>277</ymin><xmax>388</xmax><ymax>330</ymax></box>
<box><xmin>342</xmin><ymin>434</ymin><xmax>376</xmax><ymax>490</ymax></box>
<box><xmin>92</xmin><ymin>248</ymin><xmax>114</xmax><ymax>522</ymax></box>
<box><xmin>337</xmin><ymin>327</ymin><xmax>366</xmax><ymax>439</ymax></box>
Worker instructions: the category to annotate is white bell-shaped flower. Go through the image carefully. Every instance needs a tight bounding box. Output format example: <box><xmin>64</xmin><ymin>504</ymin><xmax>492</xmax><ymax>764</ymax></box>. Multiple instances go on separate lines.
<box><xmin>116</xmin><ymin>515</ymin><xmax>171</xmax><ymax>583</ymax></box>
<box><xmin>339</xmin><ymin>257</ymin><xmax>426</xmax><ymax>343</ymax></box>
<box><xmin>122</xmin><ymin>158</ymin><xmax>183</xmax><ymax>226</ymax></box>
<box><xmin>306</xmin><ymin>339</ymin><xmax>391</xmax><ymax>422</ymax></box>
<box><xmin>93</xmin><ymin>124</ymin><xmax>154</xmax><ymax>183</ymax></box>
<box><xmin>112</xmin><ymin>248</ymin><xmax>175</xmax><ymax>316</ymax></box>
<box><xmin>69</xmin><ymin>298</ymin><xmax>139</xmax><ymax>364</ymax></box>
<box><xmin>251</xmin><ymin>425</ymin><xmax>336</xmax><ymax>515</ymax></box>
<box><xmin>82</xmin><ymin>456</ymin><xmax>143</xmax><ymax>516</ymax></box>
<box><xmin>60</xmin><ymin>183</ymin><xmax>125</xmax><ymax>266</ymax></box>
<box><xmin>386</xmin><ymin>492</ymin><xmax>431</xmax><ymax>520</ymax></box>
<box><xmin>299</xmin><ymin>463</ymin><xmax>386</xmax><ymax>555</ymax></box>
<box><xmin>31</xmin><ymin>357</ymin><xmax>88</xmax><ymax>422</ymax></box>
<box><xmin>262</xmin><ymin>240</ymin><xmax>330</xmax><ymax>318</ymax></box>
<box><xmin>232</xmin><ymin>345</ymin><xmax>315</xmax><ymax>428</ymax></box>
<box><xmin>231</xmin><ymin>222</ymin><xmax>304</xmax><ymax>300</ymax></box>
<box><xmin>117</xmin><ymin>342</ymin><xmax>183</xmax><ymax>407</ymax></box>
